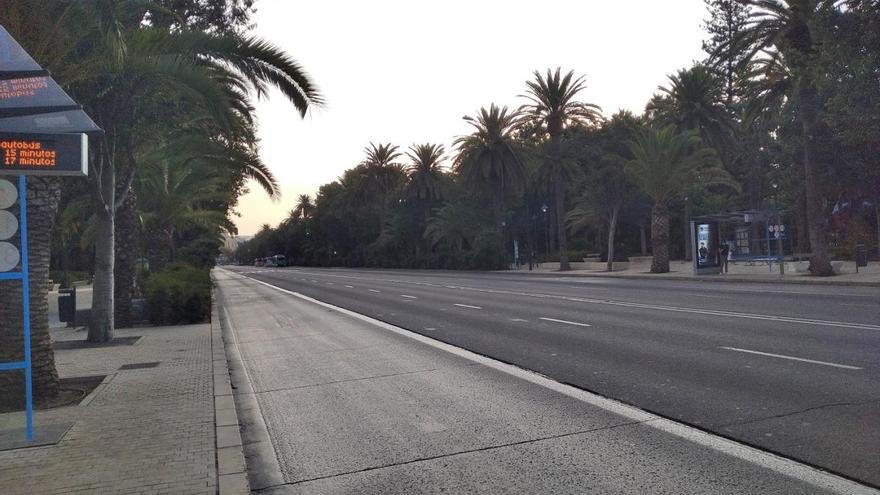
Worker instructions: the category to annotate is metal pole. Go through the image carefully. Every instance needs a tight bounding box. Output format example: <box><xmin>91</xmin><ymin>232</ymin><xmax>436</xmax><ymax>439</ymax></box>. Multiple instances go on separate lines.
<box><xmin>19</xmin><ymin>175</ymin><xmax>33</xmax><ymax>441</ymax></box>
<box><xmin>777</xmin><ymin>211</ymin><xmax>785</xmax><ymax>276</ymax></box>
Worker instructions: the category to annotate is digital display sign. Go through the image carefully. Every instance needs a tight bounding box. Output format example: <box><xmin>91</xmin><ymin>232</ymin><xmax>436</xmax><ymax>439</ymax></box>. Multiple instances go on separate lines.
<box><xmin>0</xmin><ymin>77</ymin><xmax>50</xmax><ymax>101</ymax></box>
<box><xmin>0</xmin><ymin>133</ymin><xmax>87</xmax><ymax>176</ymax></box>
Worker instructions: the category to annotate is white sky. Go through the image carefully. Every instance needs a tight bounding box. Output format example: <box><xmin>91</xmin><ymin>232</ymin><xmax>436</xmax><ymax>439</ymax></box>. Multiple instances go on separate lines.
<box><xmin>234</xmin><ymin>0</ymin><xmax>709</xmax><ymax>235</ymax></box>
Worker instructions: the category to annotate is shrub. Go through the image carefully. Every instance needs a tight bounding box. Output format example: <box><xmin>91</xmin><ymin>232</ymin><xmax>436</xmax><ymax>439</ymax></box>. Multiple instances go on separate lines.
<box><xmin>144</xmin><ymin>262</ymin><xmax>211</xmax><ymax>326</ymax></box>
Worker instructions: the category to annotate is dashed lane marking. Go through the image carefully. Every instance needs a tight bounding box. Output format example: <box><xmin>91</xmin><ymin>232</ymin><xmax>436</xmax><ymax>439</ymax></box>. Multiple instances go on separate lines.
<box><xmin>454</xmin><ymin>303</ymin><xmax>482</xmax><ymax>310</ymax></box>
<box><xmin>720</xmin><ymin>347</ymin><xmax>863</xmax><ymax>370</ymax></box>
<box><xmin>539</xmin><ymin>317</ymin><xmax>592</xmax><ymax>328</ymax></box>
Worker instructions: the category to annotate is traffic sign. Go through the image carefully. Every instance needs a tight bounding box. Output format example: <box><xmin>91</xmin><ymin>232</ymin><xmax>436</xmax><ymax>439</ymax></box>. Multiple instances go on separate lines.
<box><xmin>1</xmin><ymin>132</ymin><xmax>87</xmax><ymax>176</ymax></box>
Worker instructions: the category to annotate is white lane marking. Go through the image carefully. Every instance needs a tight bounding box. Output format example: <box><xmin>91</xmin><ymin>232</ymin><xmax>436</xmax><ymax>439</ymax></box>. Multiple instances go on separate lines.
<box><xmin>511</xmin><ymin>318</ymin><xmax>529</xmax><ymax>322</ymax></box>
<box><xmin>326</xmin><ymin>282</ymin><xmax>334</xmax><ymax>285</ymax></box>
<box><xmin>400</xmin><ymin>295</ymin><xmax>418</xmax><ymax>299</ymax></box>
<box><xmin>230</xmin><ymin>270</ymin><xmax>876</xmax><ymax>495</ymax></box>
<box><xmin>720</xmin><ymin>347</ymin><xmax>863</xmax><ymax>370</ymax></box>
<box><xmin>368</xmin><ymin>289</ymin><xmax>381</xmax><ymax>293</ymax></box>
<box><xmin>445</xmin><ymin>285</ymin><xmax>457</xmax><ymax>289</ymax></box>
<box><xmin>539</xmin><ymin>317</ymin><xmax>592</xmax><ymax>328</ymax></box>
<box><xmin>453</xmin><ymin>303</ymin><xmax>482</xmax><ymax>310</ymax></box>
<box><xmin>344</xmin><ymin>285</ymin><xmax>354</xmax><ymax>288</ymax></box>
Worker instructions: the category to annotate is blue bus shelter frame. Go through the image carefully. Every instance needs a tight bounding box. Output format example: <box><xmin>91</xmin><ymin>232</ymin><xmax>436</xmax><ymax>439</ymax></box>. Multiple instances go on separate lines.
<box><xmin>0</xmin><ymin>175</ymin><xmax>33</xmax><ymax>441</ymax></box>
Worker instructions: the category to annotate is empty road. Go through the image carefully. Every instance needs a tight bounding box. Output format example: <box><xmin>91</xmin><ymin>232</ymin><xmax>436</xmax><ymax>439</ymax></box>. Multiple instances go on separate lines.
<box><xmin>222</xmin><ymin>266</ymin><xmax>880</xmax><ymax>487</ymax></box>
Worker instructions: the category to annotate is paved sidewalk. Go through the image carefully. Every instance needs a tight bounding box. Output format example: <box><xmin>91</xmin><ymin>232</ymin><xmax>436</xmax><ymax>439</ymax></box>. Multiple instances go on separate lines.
<box><xmin>0</xmin><ymin>323</ymin><xmax>231</xmax><ymax>495</ymax></box>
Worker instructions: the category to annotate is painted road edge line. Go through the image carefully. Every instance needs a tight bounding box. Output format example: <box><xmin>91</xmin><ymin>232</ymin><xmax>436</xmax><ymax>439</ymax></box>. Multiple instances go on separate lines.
<box><xmin>540</xmin><ymin>317</ymin><xmax>592</xmax><ymax>327</ymax></box>
<box><xmin>230</xmin><ymin>270</ymin><xmax>878</xmax><ymax>495</ymax></box>
<box><xmin>720</xmin><ymin>347</ymin><xmax>863</xmax><ymax>370</ymax></box>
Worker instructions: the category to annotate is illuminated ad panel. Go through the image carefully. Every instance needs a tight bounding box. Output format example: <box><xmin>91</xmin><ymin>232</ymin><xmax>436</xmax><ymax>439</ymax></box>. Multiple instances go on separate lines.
<box><xmin>1</xmin><ymin>132</ymin><xmax>87</xmax><ymax>176</ymax></box>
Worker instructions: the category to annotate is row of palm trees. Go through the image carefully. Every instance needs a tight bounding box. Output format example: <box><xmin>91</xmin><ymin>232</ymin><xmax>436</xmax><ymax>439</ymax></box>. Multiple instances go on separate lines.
<box><xmin>240</xmin><ymin>66</ymin><xmax>735</xmax><ymax>274</ymax></box>
<box><xmin>243</xmin><ymin>0</ymin><xmax>872</xmax><ymax>279</ymax></box>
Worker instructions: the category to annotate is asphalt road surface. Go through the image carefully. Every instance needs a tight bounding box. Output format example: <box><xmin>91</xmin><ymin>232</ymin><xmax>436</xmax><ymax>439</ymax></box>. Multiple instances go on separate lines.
<box><xmin>223</xmin><ymin>266</ymin><xmax>880</xmax><ymax>488</ymax></box>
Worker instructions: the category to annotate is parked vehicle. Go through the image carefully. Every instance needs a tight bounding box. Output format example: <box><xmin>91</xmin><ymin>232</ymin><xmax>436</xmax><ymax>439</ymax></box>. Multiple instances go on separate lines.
<box><xmin>264</xmin><ymin>256</ymin><xmax>277</xmax><ymax>267</ymax></box>
<box><xmin>254</xmin><ymin>258</ymin><xmax>264</xmax><ymax>267</ymax></box>
<box><xmin>272</xmin><ymin>254</ymin><xmax>287</xmax><ymax>267</ymax></box>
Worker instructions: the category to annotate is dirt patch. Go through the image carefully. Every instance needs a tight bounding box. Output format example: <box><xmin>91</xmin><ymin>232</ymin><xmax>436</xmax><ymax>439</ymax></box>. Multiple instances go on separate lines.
<box><xmin>0</xmin><ymin>375</ymin><xmax>105</xmax><ymax>413</ymax></box>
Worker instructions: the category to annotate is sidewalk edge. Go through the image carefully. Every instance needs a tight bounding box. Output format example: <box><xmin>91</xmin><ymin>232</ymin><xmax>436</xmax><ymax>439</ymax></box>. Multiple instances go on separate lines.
<box><xmin>211</xmin><ymin>288</ymin><xmax>250</xmax><ymax>495</ymax></box>
<box><xmin>491</xmin><ymin>268</ymin><xmax>880</xmax><ymax>287</ymax></box>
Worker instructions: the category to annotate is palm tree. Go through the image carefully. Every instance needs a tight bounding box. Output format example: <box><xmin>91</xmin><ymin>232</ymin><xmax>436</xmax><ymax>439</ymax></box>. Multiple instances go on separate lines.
<box><xmin>519</xmin><ymin>68</ymin><xmax>602</xmax><ymax>270</ymax></box>
<box><xmin>362</xmin><ymin>142</ymin><xmax>402</xmax><ymax>168</ymax></box>
<box><xmin>651</xmin><ymin>65</ymin><xmax>732</xmax><ymax>149</ymax></box>
<box><xmin>293</xmin><ymin>194</ymin><xmax>315</xmax><ymax>220</ymax></box>
<box><xmin>650</xmin><ymin>64</ymin><xmax>732</xmax><ymax>260</ymax></box>
<box><xmin>139</xmin><ymin>161</ymin><xmax>236</xmax><ymax>264</ymax></box>
<box><xmin>728</xmin><ymin>0</ymin><xmax>841</xmax><ymax>275</ymax></box>
<box><xmin>405</xmin><ymin>143</ymin><xmax>446</xmax><ymax>203</ymax></box>
<box><xmin>67</xmin><ymin>2</ymin><xmax>322</xmax><ymax>342</ymax></box>
<box><xmin>360</xmin><ymin>143</ymin><xmax>406</xmax><ymax>235</ymax></box>
<box><xmin>626</xmin><ymin>126</ymin><xmax>739</xmax><ymax>273</ymax></box>
<box><xmin>424</xmin><ymin>201</ymin><xmax>483</xmax><ymax>253</ymax></box>
<box><xmin>453</xmin><ymin>104</ymin><xmax>526</xmax><ymax>229</ymax></box>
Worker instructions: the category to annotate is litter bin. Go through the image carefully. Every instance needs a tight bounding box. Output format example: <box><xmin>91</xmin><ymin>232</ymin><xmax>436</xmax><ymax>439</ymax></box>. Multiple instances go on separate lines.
<box><xmin>58</xmin><ymin>287</ymin><xmax>76</xmax><ymax>324</ymax></box>
<box><xmin>855</xmin><ymin>244</ymin><xmax>868</xmax><ymax>272</ymax></box>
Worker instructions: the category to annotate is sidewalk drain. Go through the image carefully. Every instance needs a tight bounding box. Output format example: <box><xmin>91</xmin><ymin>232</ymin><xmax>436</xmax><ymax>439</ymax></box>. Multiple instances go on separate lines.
<box><xmin>118</xmin><ymin>361</ymin><xmax>160</xmax><ymax>370</ymax></box>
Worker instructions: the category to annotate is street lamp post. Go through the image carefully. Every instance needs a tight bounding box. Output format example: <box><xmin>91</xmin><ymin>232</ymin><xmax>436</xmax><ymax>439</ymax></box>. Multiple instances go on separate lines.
<box><xmin>541</xmin><ymin>204</ymin><xmax>549</xmax><ymax>262</ymax></box>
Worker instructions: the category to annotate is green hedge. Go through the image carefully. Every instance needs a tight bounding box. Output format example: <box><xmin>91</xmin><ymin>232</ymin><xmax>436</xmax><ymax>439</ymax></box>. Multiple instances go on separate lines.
<box><xmin>144</xmin><ymin>263</ymin><xmax>211</xmax><ymax>325</ymax></box>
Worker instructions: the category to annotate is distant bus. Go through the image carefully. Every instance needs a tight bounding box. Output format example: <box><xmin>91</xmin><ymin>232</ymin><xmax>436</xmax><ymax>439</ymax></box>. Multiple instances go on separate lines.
<box><xmin>272</xmin><ymin>254</ymin><xmax>287</xmax><ymax>267</ymax></box>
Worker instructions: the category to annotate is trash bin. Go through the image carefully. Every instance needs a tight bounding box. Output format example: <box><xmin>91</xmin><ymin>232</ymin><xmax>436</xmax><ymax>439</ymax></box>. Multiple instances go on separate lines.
<box><xmin>58</xmin><ymin>287</ymin><xmax>76</xmax><ymax>324</ymax></box>
<box><xmin>855</xmin><ymin>244</ymin><xmax>868</xmax><ymax>272</ymax></box>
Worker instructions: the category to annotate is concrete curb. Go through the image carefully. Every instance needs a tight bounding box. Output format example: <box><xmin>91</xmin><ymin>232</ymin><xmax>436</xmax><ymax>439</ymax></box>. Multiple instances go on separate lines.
<box><xmin>211</xmin><ymin>293</ymin><xmax>250</xmax><ymax>495</ymax></box>
<box><xmin>490</xmin><ymin>268</ymin><xmax>880</xmax><ymax>287</ymax></box>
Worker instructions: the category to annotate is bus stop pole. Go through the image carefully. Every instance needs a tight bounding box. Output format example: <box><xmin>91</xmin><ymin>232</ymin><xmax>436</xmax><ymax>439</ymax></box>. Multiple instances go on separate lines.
<box><xmin>19</xmin><ymin>175</ymin><xmax>33</xmax><ymax>441</ymax></box>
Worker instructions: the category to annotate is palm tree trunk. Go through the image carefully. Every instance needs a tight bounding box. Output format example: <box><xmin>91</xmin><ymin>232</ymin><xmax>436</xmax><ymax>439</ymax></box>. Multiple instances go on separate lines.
<box><xmin>554</xmin><ymin>173</ymin><xmax>570</xmax><ymax>271</ymax></box>
<box><xmin>114</xmin><ymin>191</ymin><xmax>137</xmax><ymax>328</ymax></box>
<box><xmin>875</xmin><ymin>201</ymin><xmax>880</xmax><ymax>257</ymax></box>
<box><xmin>606</xmin><ymin>204</ymin><xmax>619</xmax><ymax>272</ymax></box>
<box><xmin>796</xmin><ymin>187</ymin><xmax>810</xmax><ymax>255</ymax></box>
<box><xmin>89</xmin><ymin>153</ymin><xmax>115</xmax><ymax>343</ymax></box>
<box><xmin>639</xmin><ymin>221</ymin><xmax>648</xmax><ymax>256</ymax></box>
<box><xmin>0</xmin><ymin>177</ymin><xmax>61</xmax><ymax>407</ymax></box>
<box><xmin>651</xmin><ymin>204</ymin><xmax>670</xmax><ymax>273</ymax></box>
<box><xmin>798</xmin><ymin>82</ymin><xmax>833</xmax><ymax>276</ymax></box>
<box><xmin>683</xmin><ymin>196</ymin><xmax>693</xmax><ymax>261</ymax></box>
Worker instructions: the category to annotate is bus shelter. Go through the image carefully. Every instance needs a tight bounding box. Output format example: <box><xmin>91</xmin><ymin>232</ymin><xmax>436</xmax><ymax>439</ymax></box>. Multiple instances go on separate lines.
<box><xmin>691</xmin><ymin>209</ymin><xmax>789</xmax><ymax>275</ymax></box>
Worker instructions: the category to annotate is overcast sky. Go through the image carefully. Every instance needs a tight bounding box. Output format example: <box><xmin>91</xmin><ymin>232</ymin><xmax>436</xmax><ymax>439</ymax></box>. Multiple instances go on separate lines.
<box><xmin>234</xmin><ymin>0</ymin><xmax>708</xmax><ymax>235</ymax></box>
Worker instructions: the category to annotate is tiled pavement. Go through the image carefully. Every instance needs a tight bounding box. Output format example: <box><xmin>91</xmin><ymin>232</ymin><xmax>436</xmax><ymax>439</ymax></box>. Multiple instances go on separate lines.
<box><xmin>0</xmin><ymin>320</ymin><xmax>241</xmax><ymax>495</ymax></box>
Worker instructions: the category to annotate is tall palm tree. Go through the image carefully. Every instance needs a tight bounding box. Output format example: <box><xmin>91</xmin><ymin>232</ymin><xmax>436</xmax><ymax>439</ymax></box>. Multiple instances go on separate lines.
<box><xmin>67</xmin><ymin>2</ymin><xmax>322</xmax><ymax>342</ymax></box>
<box><xmin>728</xmin><ymin>0</ymin><xmax>842</xmax><ymax>275</ymax></box>
<box><xmin>650</xmin><ymin>64</ymin><xmax>732</xmax><ymax>260</ymax></box>
<box><xmin>627</xmin><ymin>126</ymin><xmax>739</xmax><ymax>273</ymax></box>
<box><xmin>360</xmin><ymin>142</ymin><xmax>406</xmax><ymax>235</ymax></box>
<box><xmin>292</xmin><ymin>194</ymin><xmax>315</xmax><ymax>220</ymax></box>
<box><xmin>519</xmin><ymin>68</ymin><xmax>602</xmax><ymax>270</ymax></box>
<box><xmin>453</xmin><ymin>104</ymin><xmax>526</xmax><ymax>228</ymax></box>
<box><xmin>362</xmin><ymin>142</ymin><xmax>402</xmax><ymax>168</ymax></box>
<box><xmin>652</xmin><ymin>65</ymin><xmax>732</xmax><ymax>149</ymax></box>
<box><xmin>405</xmin><ymin>143</ymin><xmax>446</xmax><ymax>203</ymax></box>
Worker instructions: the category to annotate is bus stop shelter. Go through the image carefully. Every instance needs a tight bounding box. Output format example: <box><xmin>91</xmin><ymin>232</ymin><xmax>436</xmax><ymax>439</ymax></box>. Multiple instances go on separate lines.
<box><xmin>691</xmin><ymin>209</ymin><xmax>789</xmax><ymax>275</ymax></box>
